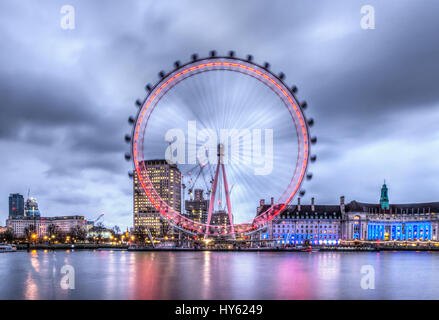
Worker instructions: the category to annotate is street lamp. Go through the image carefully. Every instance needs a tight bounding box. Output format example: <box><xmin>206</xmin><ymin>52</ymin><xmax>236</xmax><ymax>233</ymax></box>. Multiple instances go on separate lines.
<box><xmin>31</xmin><ymin>233</ymin><xmax>37</xmax><ymax>245</ymax></box>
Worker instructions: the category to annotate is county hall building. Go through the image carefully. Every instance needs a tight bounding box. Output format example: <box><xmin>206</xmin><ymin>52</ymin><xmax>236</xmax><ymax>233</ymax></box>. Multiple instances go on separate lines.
<box><xmin>260</xmin><ymin>183</ymin><xmax>439</xmax><ymax>245</ymax></box>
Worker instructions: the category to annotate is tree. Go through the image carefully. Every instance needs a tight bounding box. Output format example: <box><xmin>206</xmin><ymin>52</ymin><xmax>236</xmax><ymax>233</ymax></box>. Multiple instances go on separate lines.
<box><xmin>113</xmin><ymin>225</ymin><xmax>121</xmax><ymax>235</ymax></box>
<box><xmin>24</xmin><ymin>225</ymin><xmax>36</xmax><ymax>242</ymax></box>
<box><xmin>69</xmin><ymin>225</ymin><xmax>86</xmax><ymax>241</ymax></box>
<box><xmin>95</xmin><ymin>222</ymin><xmax>104</xmax><ymax>236</ymax></box>
<box><xmin>1</xmin><ymin>228</ymin><xmax>14</xmax><ymax>243</ymax></box>
<box><xmin>47</xmin><ymin>224</ymin><xmax>60</xmax><ymax>242</ymax></box>
<box><xmin>90</xmin><ymin>222</ymin><xmax>106</xmax><ymax>243</ymax></box>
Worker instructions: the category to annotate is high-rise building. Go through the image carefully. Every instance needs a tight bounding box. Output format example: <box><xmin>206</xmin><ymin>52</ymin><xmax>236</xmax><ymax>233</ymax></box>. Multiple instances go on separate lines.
<box><xmin>9</xmin><ymin>194</ymin><xmax>24</xmax><ymax>217</ymax></box>
<box><xmin>211</xmin><ymin>210</ymin><xmax>231</xmax><ymax>228</ymax></box>
<box><xmin>25</xmin><ymin>197</ymin><xmax>41</xmax><ymax>217</ymax></box>
<box><xmin>133</xmin><ymin>160</ymin><xmax>181</xmax><ymax>237</ymax></box>
<box><xmin>185</xmin><ymin>189</ymin><xmax>209</xmax><ymax>223</ymax></box>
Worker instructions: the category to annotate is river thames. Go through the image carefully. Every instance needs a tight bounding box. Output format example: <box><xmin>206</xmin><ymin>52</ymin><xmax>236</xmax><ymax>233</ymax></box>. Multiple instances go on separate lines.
<box><xmin>0</xmin><ymin>250</ymin><xmax>438</xmax><ymax>299</ymax></box>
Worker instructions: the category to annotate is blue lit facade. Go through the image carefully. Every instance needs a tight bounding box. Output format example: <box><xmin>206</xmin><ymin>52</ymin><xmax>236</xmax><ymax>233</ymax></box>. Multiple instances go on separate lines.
<box><xmin>352</xmin><ymin>216</ymin><xmax>362</xmax><ymax>239</ymax></box>
<box><xmin>367</xmin><ymin>221</ymin><xmax>432</xmax><ymax>241</ymax></box>
<box><xmin>341</xmin><ymin>183</ymin><xmax>439</xmax><ymax>241</ymax></box>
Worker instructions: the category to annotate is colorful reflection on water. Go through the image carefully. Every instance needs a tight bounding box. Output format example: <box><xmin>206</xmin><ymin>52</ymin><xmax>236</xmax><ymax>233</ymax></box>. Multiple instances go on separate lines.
<box><xmin>0</xmin><ymin>250</ymin><xmax>438</xmax><ymax>299</ymax></box>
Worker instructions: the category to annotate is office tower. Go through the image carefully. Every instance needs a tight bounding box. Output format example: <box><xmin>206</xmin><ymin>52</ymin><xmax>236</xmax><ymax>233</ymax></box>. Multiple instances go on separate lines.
<box><xmin>185</xmin><ymin>189</ymin><xmax>209</xmax><ymax>224</ymax></box>
<box><xmin>133</xmin><ymin>160</ymin><xmax>181</xmax><ymax>237</ymax></box>
<box><xmin>25</xmin><ymin>197</ymin><xmax>41</xmax><ymax>217</ymax></box>
<box><xmin>211</xmin><ymin>210</ymin><xmax>231</xmax><ymax>228</ymax></box>
<box><xmin>9</xmin><ymin>193</ymin><xmax>24</xmax><ymax>217</ymax></box>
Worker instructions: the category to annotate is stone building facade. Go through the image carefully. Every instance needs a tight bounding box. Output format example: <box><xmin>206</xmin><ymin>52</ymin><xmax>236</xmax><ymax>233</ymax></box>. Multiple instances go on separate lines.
<box><xmin>260</xmin><ymin>183</ymin><xmax>439</xmax><ymax>244</ymax></box>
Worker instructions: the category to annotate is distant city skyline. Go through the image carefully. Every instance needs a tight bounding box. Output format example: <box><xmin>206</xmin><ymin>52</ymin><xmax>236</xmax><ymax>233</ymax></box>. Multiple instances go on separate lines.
<box><xmin>1</xmin><ymin>0</ymin><xmax>439</xmax><ymax>231</ymax></box>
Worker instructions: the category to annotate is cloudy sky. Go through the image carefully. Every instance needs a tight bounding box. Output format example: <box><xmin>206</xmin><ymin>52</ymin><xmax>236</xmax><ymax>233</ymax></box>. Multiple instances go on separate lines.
<box><xmin>1</xmin><ymin>0</ymin><xmax>438</xmax><ymax>230</ymax></box>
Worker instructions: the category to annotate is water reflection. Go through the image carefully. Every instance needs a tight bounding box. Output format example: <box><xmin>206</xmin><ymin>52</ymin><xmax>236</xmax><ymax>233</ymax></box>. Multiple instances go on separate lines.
<box><xmin>24</xmin><ymin>250</ymin><xmax>40</xmax><ymax>299</ymax></box>
<box><xmin>201</xmin><ymin>251</ymin><xmax>211</xmax><ymax>299</ymax></box>
<box><xmin>24</xmin><ymin>270</ymin><xmax>38</xmax><ymax>300</ymax></box>
<box><xmin>1</xmin><ymin>250</ymin><xmax>439</xmax><ymax>299</ymax></box>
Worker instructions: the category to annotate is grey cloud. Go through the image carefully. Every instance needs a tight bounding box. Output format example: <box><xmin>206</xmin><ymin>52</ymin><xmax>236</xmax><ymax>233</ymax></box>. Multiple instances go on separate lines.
<box><xmin>0</xmin><ymin>72</ymin><xmax>96</xmax><ymax>140</ymax></box>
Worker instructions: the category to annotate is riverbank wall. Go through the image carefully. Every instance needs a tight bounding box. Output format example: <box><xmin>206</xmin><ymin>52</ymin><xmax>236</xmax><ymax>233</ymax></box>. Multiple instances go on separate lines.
<box><xmin>10</xmin><ymin>244</ymin><xmax>439</xmax><ymax>252</ymax></box>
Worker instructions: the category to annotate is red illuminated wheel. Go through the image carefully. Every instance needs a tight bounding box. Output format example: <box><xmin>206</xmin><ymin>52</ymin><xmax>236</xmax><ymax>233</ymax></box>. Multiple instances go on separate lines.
<box><xmin>126</xmin><ymin>51</ymin><xmax>316</xmax><ymax>237</ymax></box>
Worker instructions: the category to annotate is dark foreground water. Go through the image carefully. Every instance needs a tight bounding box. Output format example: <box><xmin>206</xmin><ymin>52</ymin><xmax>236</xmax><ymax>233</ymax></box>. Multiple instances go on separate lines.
<box><xmin>0</xmin><ymin>250</ymin><xmax>438</xmax><ymax>299</ymax></box>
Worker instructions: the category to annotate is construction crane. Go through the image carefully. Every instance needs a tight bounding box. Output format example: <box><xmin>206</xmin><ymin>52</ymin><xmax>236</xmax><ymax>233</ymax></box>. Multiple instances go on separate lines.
<box><xmin>94</xmin><ymin>212</ymin><xmax>104</xmax><ymax>224</ymax></box>
<box><xmin>86</xmin><ymin>212</ymin><xmax>104</xmax><ymax>228</ymax></box>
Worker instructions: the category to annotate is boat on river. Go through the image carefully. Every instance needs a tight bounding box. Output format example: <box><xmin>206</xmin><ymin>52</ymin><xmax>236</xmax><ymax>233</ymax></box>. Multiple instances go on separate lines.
<box><xmin>0</xmin><ymin>244</ymin><xmax>17</xmax><ymax>252</ymax></box>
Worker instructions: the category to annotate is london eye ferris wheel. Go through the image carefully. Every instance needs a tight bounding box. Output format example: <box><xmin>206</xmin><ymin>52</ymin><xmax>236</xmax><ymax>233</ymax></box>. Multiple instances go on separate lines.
<box><xmin>125</xmin><ymin>51</ymin><xmax>316</xmax><ymax>237</ymax></box>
